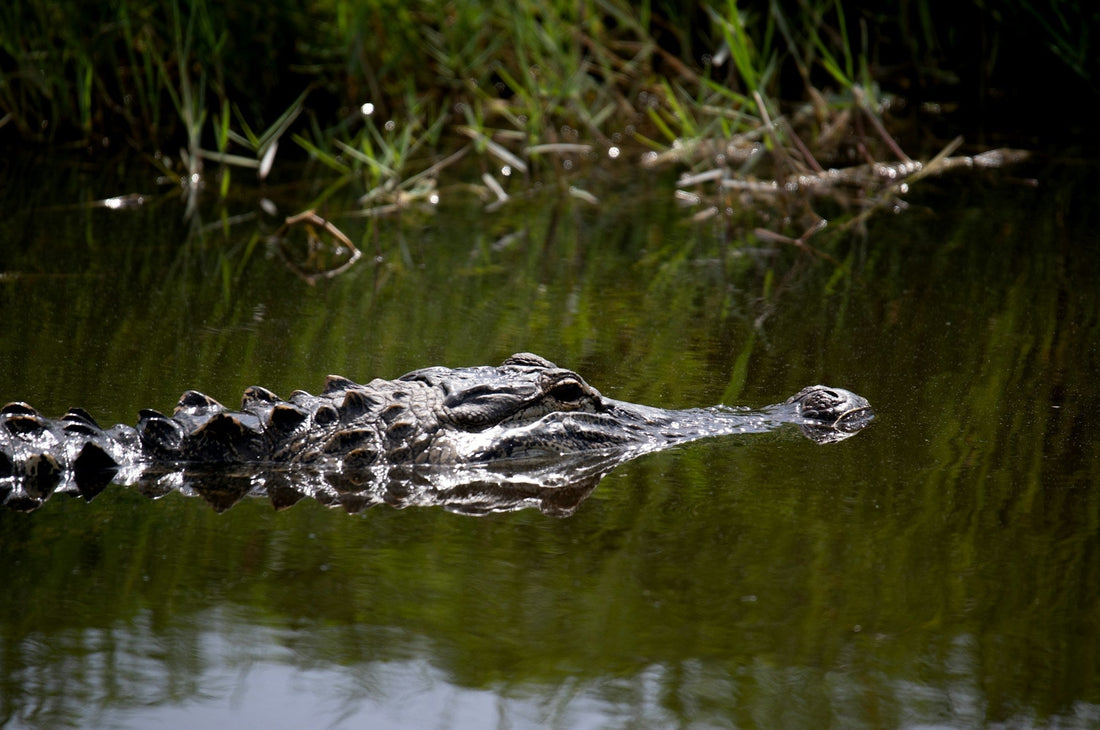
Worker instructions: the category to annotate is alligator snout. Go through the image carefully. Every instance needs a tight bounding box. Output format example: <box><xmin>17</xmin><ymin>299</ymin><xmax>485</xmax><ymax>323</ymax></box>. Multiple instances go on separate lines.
<box><xmin>828</xmin><ymin>405</ymin><xmax>875</xmax><ymax>439</ymax></box>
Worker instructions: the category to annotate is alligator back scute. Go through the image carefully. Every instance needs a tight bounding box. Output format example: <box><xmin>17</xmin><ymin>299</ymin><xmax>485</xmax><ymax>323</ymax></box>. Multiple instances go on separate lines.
<box><xmin>378</xmin><ymin>402</ymin><xmax>409</xmax><ymax>425</ymax></box>
<box><xmin>311</xmin><ymin>403</ymin><xmax>340</xmax><ymax>426</ymax></box>
<box><xmin>241</xmin><ymin>385</ymin><xmax>279</xmax><ymax>407</ymax></box>
<box><xmin>268</xmin><ymin>403</ymin><xmax>310</xmax><ymax>433</ymax></box>
<box><xmin>1</xmin><ymin>406</ymin><xmax>62</xmax><ymax>476</ymax></box>
<box><xmin>237</xmin><ymin>386</ymin><xmax>311</xmax><ymax>442</ymax></box>
<box><xmin>2</xmin><ymin>402</ymin><xmax>38</xmax><ymax>418</ymax></box>
<box><xmin>338</xmin><ymin>389</ymin><xmax>378</xmax><ymax>419</ymax></box>
<box><xmin>0</xmin><ymin>439</ymin><xmax>13</xmax><ymax>479</ymax></box>
<box><xmin>72</xmin><ymin>441</ymin><xmax>119</xmax><ymax>475</ymax></box>
<box><xmin>8</xmin><ymin>453</ymin><xmax>61</xmax><ymax>510</ymax></box>
<box><xmin>106</xmin><ymin>423</ymin><xmax>142</xmax><ymax>451</ymax></box>
<box><xmin>342</xmin><ymin>447</ymin><xmax>380</xmax><ymax>468</ymax></box>
<box><xmin>171</xmin><ymin>391</ymin><xmax>227</xmax><ymax>436</ymax></box>
<box><xmin>322</xmin><ymin>428</ymin><xmax>378</xmax><ymax>456</ymax></box>
<box><xmin>323</xmin><ymin>375</ymin><xmax>359</xmax><ymax>395</ymax></box>
<box><xmin>288</xmin><ymin>389</ymin><xmax>313</xmax><ymax>404</ymax></box>
<box><xmin>60</xmin><ymin>407</ymin><xmax>103</xmax><ymax>434</ymax></box>
<box><xmin>137</xmin><ymin>410</ymin><xmax>185</xmax><ymax>457</ymax></box>
<box><xmin>4</xmin><ymin>413</ymin><xmax>48</xmax><ymax>438</ymax></box>
<box><xmin>183</xmin><ymin>411</ymin><xmax>267</xmax><ymax>461</ymax></box>
<box><xmin>61</xmin><ymin>421</ymin><xmax>101</xmax><ymax>437</ymax></box>
<box><xmin>2</xmin><ymin>403</ymin><xmax>51</xmax><ymax>440</ymax></box>
<box><xmin>0</xmin><ymin>404</ymin><xmax>62</xmax><ymax>495</ymax></box>
<box><xmin>176</xmin><ymin>390</ymin><xmax>225</xmax><ymax>414</ymax></box>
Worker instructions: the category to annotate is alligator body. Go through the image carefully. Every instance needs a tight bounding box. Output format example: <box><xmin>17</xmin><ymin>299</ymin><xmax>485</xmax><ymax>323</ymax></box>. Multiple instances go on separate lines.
<box><xmin>0</xmin><ymin>353</ymin><xmax>873</xmax><ymax>514</ymax></box>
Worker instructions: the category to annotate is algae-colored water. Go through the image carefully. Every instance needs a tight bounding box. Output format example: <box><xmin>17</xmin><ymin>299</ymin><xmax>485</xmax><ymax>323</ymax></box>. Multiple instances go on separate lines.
<box><xmin>1</xmin><ymin>154</ymin><xmax>1097</xmax><ymax>728</ymax></box>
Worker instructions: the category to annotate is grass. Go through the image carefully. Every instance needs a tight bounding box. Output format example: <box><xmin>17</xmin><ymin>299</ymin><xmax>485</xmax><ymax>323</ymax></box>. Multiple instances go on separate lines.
<box><xmin>0</xmin><ymin>0</ymin><xmax>1080</xmax><ymax>245</ymax></box>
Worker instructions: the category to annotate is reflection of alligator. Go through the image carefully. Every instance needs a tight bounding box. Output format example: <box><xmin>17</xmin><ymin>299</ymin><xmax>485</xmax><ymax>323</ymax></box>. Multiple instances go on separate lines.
<box><xmin>0</xmin><ymin>353</ymin><xmax>873</xmax><ymax>514</ymax></box>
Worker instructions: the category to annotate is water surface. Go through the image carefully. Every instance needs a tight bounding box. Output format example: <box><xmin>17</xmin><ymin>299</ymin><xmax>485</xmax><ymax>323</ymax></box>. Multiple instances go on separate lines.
<box><xmin>1</xmin><ymin>153</ymin><xmax>1098</xmax><ymax>728</ymax></box>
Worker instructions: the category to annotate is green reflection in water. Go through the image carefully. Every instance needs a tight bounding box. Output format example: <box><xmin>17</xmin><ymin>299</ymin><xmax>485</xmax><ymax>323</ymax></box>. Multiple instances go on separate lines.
<box><xmin>1</xmin><ymin>156</ymin><xmax>1098</xmax><ymax>728</ymax></box>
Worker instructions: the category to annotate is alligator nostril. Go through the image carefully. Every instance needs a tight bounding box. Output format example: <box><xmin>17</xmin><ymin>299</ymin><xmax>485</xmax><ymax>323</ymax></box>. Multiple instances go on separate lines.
<box><xmin>835</xmin><ymin>406</ymin><xmax>875</xmax><ymax>428</ymax></box>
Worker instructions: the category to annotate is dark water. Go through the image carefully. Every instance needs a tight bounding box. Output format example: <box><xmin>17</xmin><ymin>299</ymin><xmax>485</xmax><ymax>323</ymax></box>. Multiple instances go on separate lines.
<box><xmin>1</xmin><ymin>152</ymin><xmax>1098</xmax><ymax>728</ymax></box>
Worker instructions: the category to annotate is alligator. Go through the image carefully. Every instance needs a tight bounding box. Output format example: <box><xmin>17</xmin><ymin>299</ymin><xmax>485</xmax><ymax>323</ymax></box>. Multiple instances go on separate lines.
<box><xmin>0</xmin><ymin>353</ymin><xmax>873</xmax><ymax>515</ymax></box>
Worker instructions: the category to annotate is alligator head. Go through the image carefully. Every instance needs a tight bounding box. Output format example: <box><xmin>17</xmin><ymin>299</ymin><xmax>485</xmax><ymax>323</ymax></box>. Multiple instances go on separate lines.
<box><xmin>401</xmin><ymin>353</ymin><xmax>873</xmax><ymax>462</ymax></box>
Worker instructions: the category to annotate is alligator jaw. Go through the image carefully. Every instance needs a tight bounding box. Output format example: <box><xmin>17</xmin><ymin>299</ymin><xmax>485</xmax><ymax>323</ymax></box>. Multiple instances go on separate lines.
<box><xmin>599</xmin><ymin>392</ymin><xmax>875</xmax><ymax>448</ymax></box>
<box><xmin>450</xmin><ymin>386</ymin><xmax>875</xmax><ymax>461</ymax></box>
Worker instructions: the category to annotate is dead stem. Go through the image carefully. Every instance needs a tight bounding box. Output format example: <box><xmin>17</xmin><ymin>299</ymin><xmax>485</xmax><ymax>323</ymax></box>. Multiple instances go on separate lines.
<box><xmin>273</xmin><ymin>210</ymin><xmax>361</xmax><ymax>284</ymax></box>
<box><xmin>754</xmin><ymin>220</ymin><xmax>836</xmax><ymax>263</ymax></box>
<box><xmin>853</xmin><ymin>86</ymin><xmax>911</xmax><ymax>163</ymax></box>
<box><xmin>754</xmin><ymin>91</ymin><xmax>803</xmax><ymax>178</ymax></box>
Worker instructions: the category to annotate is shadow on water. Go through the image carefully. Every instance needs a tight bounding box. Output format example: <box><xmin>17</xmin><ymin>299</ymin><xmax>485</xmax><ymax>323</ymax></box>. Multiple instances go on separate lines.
<box><xmin>1</xmin><ymin>152</ymin><xmax>1098</xmax><ymax>727</ymax></box>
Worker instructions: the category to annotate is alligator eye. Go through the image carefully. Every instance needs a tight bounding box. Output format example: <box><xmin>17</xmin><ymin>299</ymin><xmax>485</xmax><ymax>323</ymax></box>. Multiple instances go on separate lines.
<box><xmin>548</xmin><ymin>379</ymin><xmax>585</xmax><ymax>402</ymax></box>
